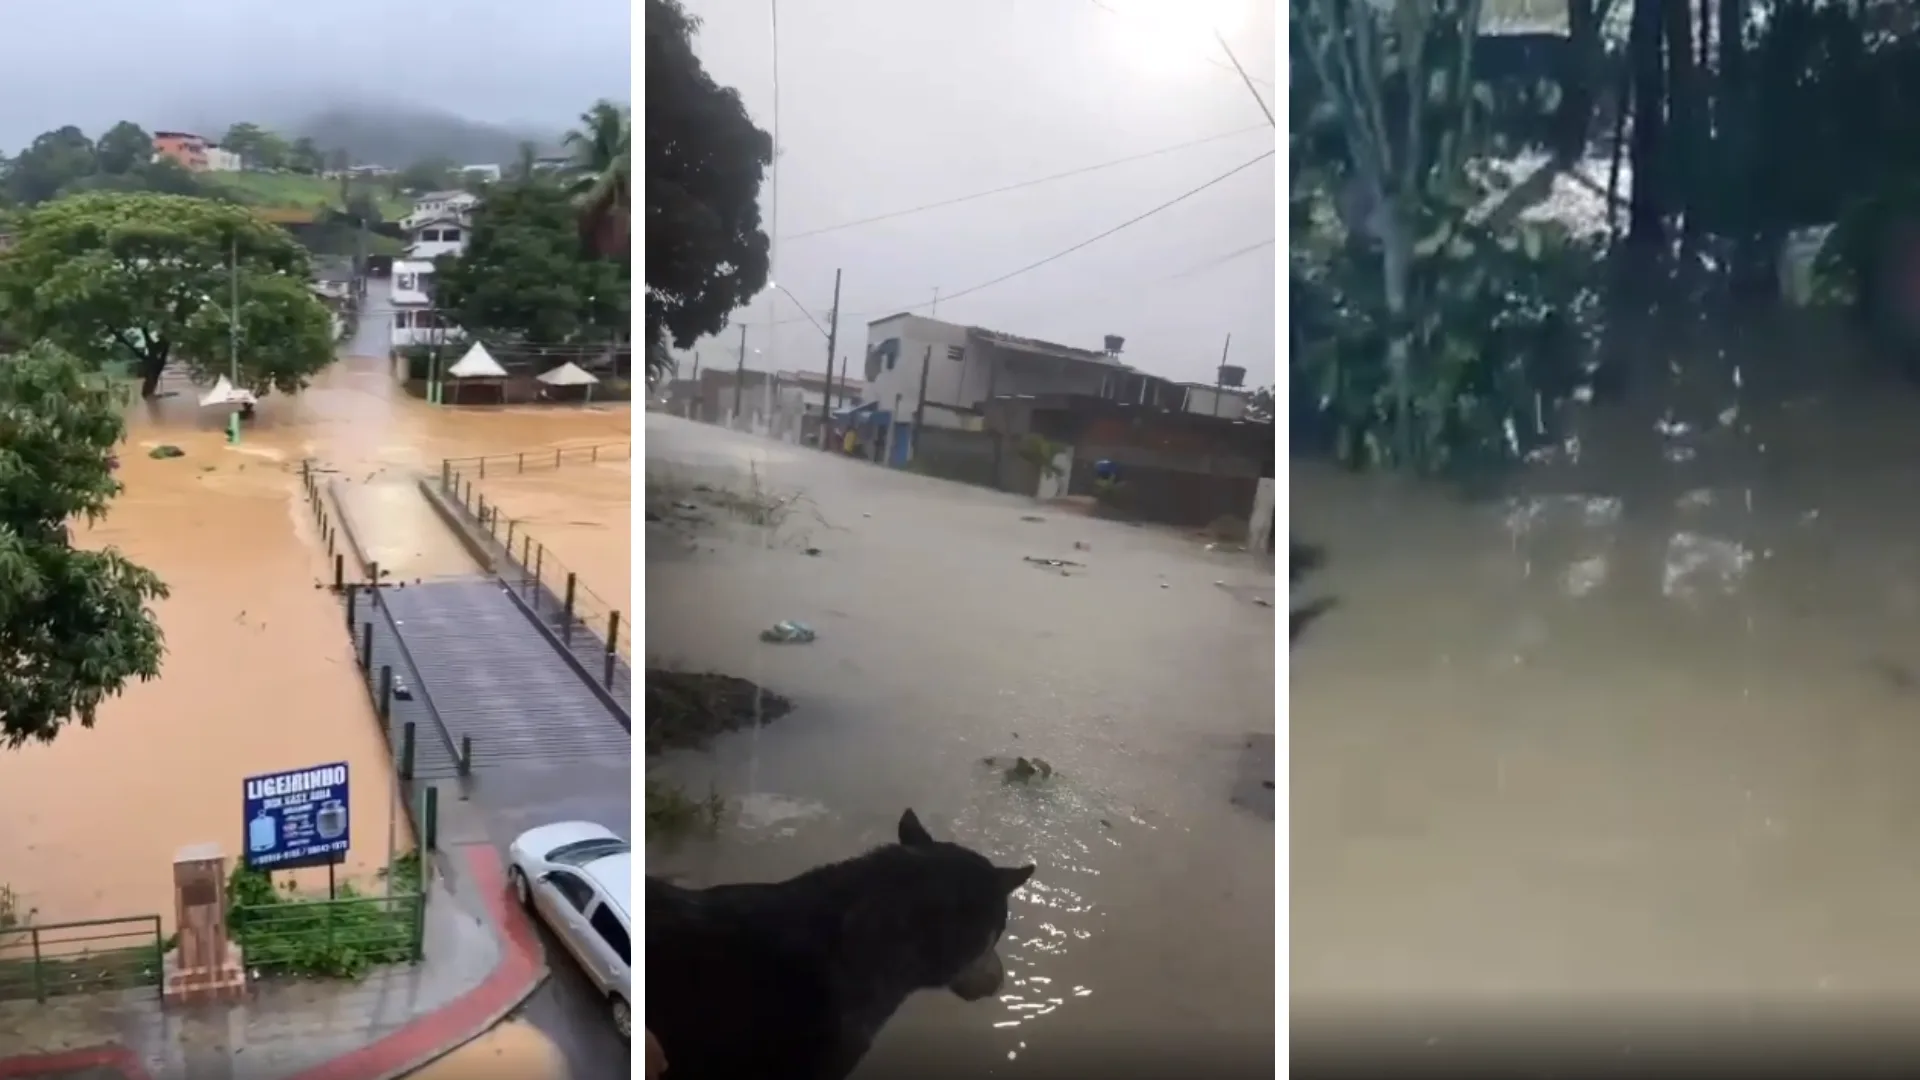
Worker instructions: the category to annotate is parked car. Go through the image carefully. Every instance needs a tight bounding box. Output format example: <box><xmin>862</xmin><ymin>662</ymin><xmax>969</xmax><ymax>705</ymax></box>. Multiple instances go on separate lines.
<box><xmin>506</xmin><ymin>821</ymin><xmax>633</xmax><ymax>1040</ymax></box>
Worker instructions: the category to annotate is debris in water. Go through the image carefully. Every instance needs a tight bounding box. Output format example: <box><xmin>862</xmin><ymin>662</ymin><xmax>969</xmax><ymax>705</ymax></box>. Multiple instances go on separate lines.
<box><xmin>759</xmin><ymin>620</ymin><xmax>817</xmax><ymax>644</ymax></box>
<box><xmin>803</xmin><ymin>547</ymin><xmax>821</xmax><ymax>556</ymax></box>
<box><xmin>1159</xmin><ymin>582</ymin><xmax>1170</xmax><ymax>590</ymax></box>
<box><xmin>1252</xmin><ymin>597</ymin><xmax>1272</xmax><ymax>607</ymax></box>
<box><xmin>673</xmin><ymin>501</ymin><xmax>699</xmax><ymax>511</ymax></box>
<box><xmin>1073</xmin><ymin>541</ymin><xmax>1090</xmax><ymax>551</ymax></box>
<box><xmin>1020</xmin><ymin>515</ymin><xmax>1046</xmax><ymax>523</ymax></box>
<box><xmin>646</xmin><ymin>510</ymin><xmax>662</xmax><ymax>523</ymax></box>
<box><xmin>862</xmin><ymin>512</ymin><xmax>872</xmax><ymax>518</ymax></box>
<box><xmin>1023</xmin><ymin>556</ymin><xmax>1083</xmax><ymax>570</ymax></box>
<box><xmin>1001</xmin><ymin>756</ymin><xmax>1054</xmax><ymax>784</ymax></box>
<box><xmin>149</xmin><ymin>445</ymin><xmax>185</xmax><ymax>459</ymax></box>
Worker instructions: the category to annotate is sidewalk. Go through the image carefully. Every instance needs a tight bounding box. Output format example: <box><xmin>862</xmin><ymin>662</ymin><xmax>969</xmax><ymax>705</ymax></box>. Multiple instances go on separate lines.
<box><xmin>0</xmin><ymin>843</ymin><xmax>544</xmax><ymax>1080</ymax></box>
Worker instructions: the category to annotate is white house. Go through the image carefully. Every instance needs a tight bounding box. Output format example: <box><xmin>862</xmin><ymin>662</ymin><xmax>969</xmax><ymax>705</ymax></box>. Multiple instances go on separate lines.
<box><xmin>405</xmin><ymin>212</ymin><xmax>469</xmax><ymax>260</ymax></box>
<box><xmin>860</xmin><ymin>314</ymin><xmax>1126</xmax><ymax>428</ymax></box>
<box><xmin>403</xmin><ymin>190</ymin><xmax>479</xmax><ymax>229</ymax></box>
<box><xmin>1179</xmin><ymin>384</ymin><xmax>1250</xmax><ymax>420</ymax></box>
<box><xmin>203</xmin><ymin>145</ymin><xmax>242</xmax><ymax>172</ymax></box>
<box><xmin>775</xmin><ymin>370</ymin><xmax>861</xmax><ymax>418</ymax></box>
<box><xmin>459</xmin><ymin>163</ymin><xmax>502</xmax><ymax>183</ymax></box>
<box><xmin>388</xmin><ymin>258</ymin><xmax>463</xmax><ymax>352</ymax></box>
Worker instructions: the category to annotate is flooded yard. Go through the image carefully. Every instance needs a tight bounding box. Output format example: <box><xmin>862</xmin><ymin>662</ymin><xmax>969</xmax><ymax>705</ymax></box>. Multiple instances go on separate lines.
<box><xmin>644</xmin><ymin>415</ymin><xmax>1276</xmax><ymax>1076</ymax></box>
<box><xmin>0</xmin><ymin>349</ymin><xmax>629</xmax><ymax>929</ymax></box>
<box><xmin>1292</xmin><ymin>324</ymin><xmax>1920</xmax><ymax>1007</ymax></box>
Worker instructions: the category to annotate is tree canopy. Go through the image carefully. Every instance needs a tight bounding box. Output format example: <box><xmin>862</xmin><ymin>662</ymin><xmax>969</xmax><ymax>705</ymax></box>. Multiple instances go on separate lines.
<box><xmin>646</xmin><ymin>0</ymin><xmax>772</xmax><ymax>366</ymax></box>
<box><xmin>0</xmin><ymin>192</ymin><xmax>335</xmax><ymax>397</ymax></box>
<box><xmin>0</xmin><ymin>342</ymin><xmax>169</xmax><ymax>749</ymax></box>
<box><xmin>434</xmin><ymin>179</ymin><xmax>628</xmax><ymax>347</ymax></box>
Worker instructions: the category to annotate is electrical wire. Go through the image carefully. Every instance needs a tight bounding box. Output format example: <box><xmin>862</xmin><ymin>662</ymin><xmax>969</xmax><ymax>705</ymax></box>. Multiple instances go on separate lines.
<box><xmin>782</xmin><ymin>125</ymin><xmax>1271</xmax><ymax>241</ymax></box>
<box><xmin>774</xmin><ymin>148</ymin><xmax>1274</xmax><ymax>326</ymax></box>
<box><xmin>1085</xmin><ymin>0</ymin><xmax>1275</xmax><ymax>88</ymax></box>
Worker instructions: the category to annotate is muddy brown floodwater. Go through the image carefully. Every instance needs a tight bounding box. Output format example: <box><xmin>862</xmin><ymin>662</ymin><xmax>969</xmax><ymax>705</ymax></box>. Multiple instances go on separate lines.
<box><xmin>0</xmin><ymin>353</ymin><xmax>628</xmax><ymax>930</ymax></box>
<box><xmin>474</xmin><ymin>455</ymin><xmax>633</xmax><ymax>622</ymax></box>
<box><xmin>1293</xmin><ymin>322</ymin><xmax>1920</xmax><ymax>1029</ymax></box>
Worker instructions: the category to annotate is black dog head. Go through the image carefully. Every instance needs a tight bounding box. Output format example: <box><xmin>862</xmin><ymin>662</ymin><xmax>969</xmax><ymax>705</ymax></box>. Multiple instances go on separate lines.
<box><xmin>863</xmin><ymin>808</ymin><xmax>1034</xmax><ymax>1002</ymax></box>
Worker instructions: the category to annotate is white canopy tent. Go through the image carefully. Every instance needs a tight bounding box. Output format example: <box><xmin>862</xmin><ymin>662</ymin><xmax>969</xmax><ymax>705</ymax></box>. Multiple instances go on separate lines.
<box><xmin>197</xmin><ymin>375</ymin><xmax>258</xmax><ymax>409</ymax></box>
<box><xmin>445</xmin><ymin>343</ymin><xmax>509</xmax><ymax>404</ymax></box>
<box><xmin>536</xmin><ymin>361</ymin><xmax>601</xmax><ymax>402</ymax></box>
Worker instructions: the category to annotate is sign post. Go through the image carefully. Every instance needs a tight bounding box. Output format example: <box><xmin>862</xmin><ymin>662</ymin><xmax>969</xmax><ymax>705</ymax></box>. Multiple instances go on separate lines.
<box><xmin>243</xmin><ymin>762</ymin><xmax>351</xmax><ymax>895</ymax></box>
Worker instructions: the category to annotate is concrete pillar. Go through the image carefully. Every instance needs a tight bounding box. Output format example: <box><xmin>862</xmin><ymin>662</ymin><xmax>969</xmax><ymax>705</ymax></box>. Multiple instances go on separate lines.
<box><xmin>1248</xmin><ymin>477</ymin><xmax>1276</xmax><ymax>555</ymax></box>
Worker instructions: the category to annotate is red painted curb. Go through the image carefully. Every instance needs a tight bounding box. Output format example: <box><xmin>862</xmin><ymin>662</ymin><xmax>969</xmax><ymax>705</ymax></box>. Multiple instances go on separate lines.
<box><xmin>285</xmin><ymin>843</ymin><xmax>545</xmax><ymax>1080</ymax></box>
<box><xmin>0</xmin><ymin>845</ymin><xmax>541</xmax><ymax>1080</ymax></box>
<box><xmin>0</xmin><ymin>1046</ymin><xmax>151</xmax><ymax>1080</ymax></box>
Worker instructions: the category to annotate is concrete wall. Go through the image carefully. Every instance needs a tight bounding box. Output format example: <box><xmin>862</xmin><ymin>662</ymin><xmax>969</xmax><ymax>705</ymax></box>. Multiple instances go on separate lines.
<box><xmin>912</xmin><ymin>426</ymin><xmax>1000</xmax><ymax>488</ymax></box>
<box><xmin>863</xmin><ymin>315</ymin><xmax>972</xmax><ymax>425</ymax></box>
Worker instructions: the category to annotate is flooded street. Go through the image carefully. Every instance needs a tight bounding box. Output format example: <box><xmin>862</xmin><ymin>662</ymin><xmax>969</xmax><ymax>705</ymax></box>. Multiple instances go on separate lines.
<box><xmin>0</xmin><ymin>338</ymin><xmax>628</xmax><ymax>930</ymax></box>
<box><xmin>644</xmin><ymin>415</ymin><xmax>1276</xmax><ymax>1076</ymax></box>
<box><xmin>474</xmin><ymin>450</ymin><xmax>633</xmax><ymax>618</ymax></box>
<box><xmin>1292</xmin><ymin>322</ymin><xmax>1920</xmax><ymax>1007</ymax></box>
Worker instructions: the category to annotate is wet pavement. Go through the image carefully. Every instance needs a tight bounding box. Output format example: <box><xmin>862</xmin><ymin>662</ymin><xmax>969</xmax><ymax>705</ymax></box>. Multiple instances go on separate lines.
<box><xmin>0</xmin><ymin>287</ymin><xmax>629</xmax><ymax>1080</ymax></box>
<box><xmin>643</xmin><ymin>415</ymin><xmax>1276</xmax><ymax>1076</ymax></box>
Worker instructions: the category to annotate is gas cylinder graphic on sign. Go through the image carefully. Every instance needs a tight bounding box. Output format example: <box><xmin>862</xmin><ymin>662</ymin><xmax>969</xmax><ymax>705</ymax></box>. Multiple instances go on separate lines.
<box><xmin>249</xmin><ymin>810</ymin><xmax>277</xmax><ymax>853</ymax></box>
<box><xmin>316</xmin><ymin>800</ymin><xmax>346</xmax><ymax>841</ymax></box>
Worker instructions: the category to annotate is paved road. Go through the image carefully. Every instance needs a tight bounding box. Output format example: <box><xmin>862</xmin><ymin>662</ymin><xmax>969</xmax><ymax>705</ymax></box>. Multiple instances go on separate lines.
<box><xmin>642</xmin><ymin>415</ymin><xmax>1276</xmax><ymax>1077</ymax></box>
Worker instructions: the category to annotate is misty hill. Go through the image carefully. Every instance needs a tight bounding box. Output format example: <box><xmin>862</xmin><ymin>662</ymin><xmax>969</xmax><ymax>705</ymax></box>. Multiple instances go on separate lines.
<box><xmin>285</xmin><ymin>105</ymin><xmax>560</xmax><ymax>168</ymax></box>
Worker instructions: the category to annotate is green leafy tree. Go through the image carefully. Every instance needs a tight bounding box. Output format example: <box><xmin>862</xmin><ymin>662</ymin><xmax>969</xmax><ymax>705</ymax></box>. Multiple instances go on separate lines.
<box><xmin>435</xmin><ymin>180</ymin><xmax>628</xmax><ymax>346</ymax></box>
<box><xmin>95</xmin><ymin>121</ymin><xmax>152</xmax><ymax>175</ymax></box>
<box><xmin>220</xmin><ymin>122</ymin><xmax>266</xmax><ymax>164</ymax></box>
<box><xmin>398</xmin><ymin>157</ymin><xmax>456</xmax><ymax>192</ymax></box>
<box><xmin>0</xmin><ymin>192</ymin><xmax>333</xmax><ymax>398</ymax></box>
<box><xmin>289</xmin><ymin>137</ymin><xmax>324</xmax><ymax>175</ymax></box>
<box><xmin>0</xmin><ymin>342</ymin><xmax>169</xmax><ymax>749</ymax></box>
<box><xmin>647</xmin><ymin>0</ymin><xmax>771</xmax><ymax>380</ymax></box>
<box><xmin>5</xmin><ymin>126</ymin><xmax>98</xmax><ymax>205</ymax></box>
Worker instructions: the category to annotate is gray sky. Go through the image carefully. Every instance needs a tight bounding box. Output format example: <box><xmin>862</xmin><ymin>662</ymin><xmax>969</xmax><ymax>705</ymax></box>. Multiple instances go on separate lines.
<box><xmin>0</xmin><ymin>0</ymin><xmax>630</xmax><ymax>148</ymax></box>
<box><xmin>681</xmin><ymin>0</ymin><xmax>1278</xmax><ymax>390</ymax></box>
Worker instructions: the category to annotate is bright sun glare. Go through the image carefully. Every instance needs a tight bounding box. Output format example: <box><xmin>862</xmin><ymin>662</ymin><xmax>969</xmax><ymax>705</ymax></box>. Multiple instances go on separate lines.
<box><xmin>1103</xmin><ymin>0</ymin><xmax>1252</xmax><ymax>77</ymax></box>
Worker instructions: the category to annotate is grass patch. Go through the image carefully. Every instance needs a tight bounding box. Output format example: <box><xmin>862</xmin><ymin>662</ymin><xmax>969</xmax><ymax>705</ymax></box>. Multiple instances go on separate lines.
<box><xmin>225</xmin><ymin>853</ymin><xmax>423</xmax><ymax>979</ymax></box>
<box><xmin>645</xmin><ymin>667</ymin><xmax>793</xmax><ymax>755</ymax></box>
<box><xmin>646</xmin><ymin>777</ymin><xmax>726</xmax><ymax>841</ymax></box>
<box><xmin>206</xmin><ymin>171</ymin><xmax>411</xmax><ymax>220</ymax></box>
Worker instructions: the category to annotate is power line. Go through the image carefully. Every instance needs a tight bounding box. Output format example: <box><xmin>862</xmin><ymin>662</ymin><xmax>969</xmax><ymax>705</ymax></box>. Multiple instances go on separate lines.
<box><xmin>1085</xmin><ymin>0</ymin><xmax>1276</xmax><ymax>88</ymax></box>
<box><xmin>782</xmin><ymin>125</ymin><xmax>1271</xmax><ymax>241</ymax></box>
<box><xmin>1164</xmin><ymin>237</ymin><xmax>1275</xmax><ymax>279</ymax></box>
<box><xmin>774</xmin><ymin>148</ymin><xmax>1274</xmax><ymax>326</ymax></box>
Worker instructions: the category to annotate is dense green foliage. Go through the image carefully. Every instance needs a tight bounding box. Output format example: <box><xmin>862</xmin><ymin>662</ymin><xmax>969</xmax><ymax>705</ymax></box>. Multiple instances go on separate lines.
<box><xmin>0</xmin><ymin>343</ymin><xmax>168</xmax><ymax>749</ymax></box>
<box><xmin>646</xmin><ymin>0</ymin><xmax>773</xmax><ymax>382</ymax></box>
<box><xmin>0</xmin><ymin>193</ymin><xmax>334</xmax><ymax>397</ymax></box>
<box><xmin>434</xmin><ymin>180</ymin><xmax>628</xmax><ymax>346</ymax></box>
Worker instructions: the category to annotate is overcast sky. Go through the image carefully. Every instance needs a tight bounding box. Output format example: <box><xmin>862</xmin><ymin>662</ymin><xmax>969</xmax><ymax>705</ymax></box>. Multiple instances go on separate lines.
<box><xmin>680</xmin><ymin>0</ymin><xmax>1279</xmax><ymax>390</ymax></box>
<box><xmin>0</xmin><ymin>0</ymin><xmax>630</xmax><ymax>147</ymax></box>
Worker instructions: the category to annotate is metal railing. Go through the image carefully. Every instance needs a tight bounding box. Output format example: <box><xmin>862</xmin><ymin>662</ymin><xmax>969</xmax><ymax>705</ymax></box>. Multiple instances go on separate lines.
<box><xmin>439</xmin><ymin>457</ymin><xmax>630</xmax><ymax>679</ymax></box>
<box><xmin>299</xmin><ymin>461</ymin><xmax>470</xmax><ymax>781</ymax></box>
<box><xmin>0</xmin><ymin>915</ymin><xmax>165</xmax><ymax>1002</ymax></box>
<box><xmin>440</xmin><ymin>441</ymin><xmax>630</xmax><ymax>481</ymax></box>
<box><xmin>229</xmin><ymin>891</ymin><xmax>425</xmax><ymax>975</ymax></box>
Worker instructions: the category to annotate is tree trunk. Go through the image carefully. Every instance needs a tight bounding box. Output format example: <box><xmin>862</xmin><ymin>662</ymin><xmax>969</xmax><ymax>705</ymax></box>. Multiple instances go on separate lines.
<box><xmin>1663</xmin><ymin>0</ymin><xmax>1699</xmax><ymax>245</ymax></box>
<box><xmin>1627</xmin><ymin>0</ymin><xmax>1668</xmax><ymax>251</ymax></box>
<box><xmin>1558</xmin><ymin>0</ymin><xmax>1603</xmax><ymax>165</ymax></box>
<box><xmin>138</xmin><ymin>344</ymin><xmax>169</xmax><ymax>399</ymax></box>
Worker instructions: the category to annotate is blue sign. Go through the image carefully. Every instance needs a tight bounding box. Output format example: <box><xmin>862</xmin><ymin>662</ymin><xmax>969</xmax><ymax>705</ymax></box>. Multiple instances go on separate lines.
<box><xmin>243</xmin><ymin>762</ymin><xmax>351</xmax><ymax>870</ymax></box>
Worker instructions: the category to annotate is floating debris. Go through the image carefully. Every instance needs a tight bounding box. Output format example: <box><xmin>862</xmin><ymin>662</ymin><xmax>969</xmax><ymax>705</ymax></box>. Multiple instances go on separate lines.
<box><xmin>149</xmin><ymin>445</ymin><xmax>185</xmax><ymax>459</ymax></box>
<box><xmin>759</xmin><ymin>620</ymin><xmax>817</xmax><ymax>644</ymax></box>
<box><xmin>1020</xmin><ymin>515</ymin><xmax>1046</xmax><ymax>523</ymax></box>
<box><xmin>1023</xmin><ymin>556</ymin><xmax>1083</xmax><ymax>570</ymax></box>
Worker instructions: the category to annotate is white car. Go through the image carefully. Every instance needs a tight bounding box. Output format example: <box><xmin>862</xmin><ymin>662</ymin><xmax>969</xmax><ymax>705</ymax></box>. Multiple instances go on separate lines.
<box><xmin>506</xmin><ymin>821</ymin><xmax>633</xmax><ymax>1041</ymax></box>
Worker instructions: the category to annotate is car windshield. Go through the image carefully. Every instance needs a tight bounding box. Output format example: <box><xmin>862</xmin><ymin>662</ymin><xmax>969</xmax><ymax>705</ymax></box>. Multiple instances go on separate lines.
<box><xmin>545</xmin><ymin>837</ymin><xmax>629</xmax><ymax>867</ymax></box>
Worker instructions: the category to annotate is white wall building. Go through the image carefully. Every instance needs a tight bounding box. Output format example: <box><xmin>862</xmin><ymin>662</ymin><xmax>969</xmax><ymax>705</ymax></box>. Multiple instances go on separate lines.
<box><xmin>860</xmin><ymin>314</ymin><xmax>1126</xmax><ymax>428</ymax></box>
<box><xmin>403</xmin><ymin>191</ymin><xmax>479</xmax><ymax>229</ymax></box>
<box><xmin>774</xmin><ymin>370</ymin><xmax>862</xmax><ymax>417</ymax></box>
<box><xmin>388</xmin><ymin>259</ymin><xmax>463</xmax><ymax>352</ymax></box>
<box><xmin>405</xmin><ymin>213</ymin><xmax>469</xmax><ymax>260</ymax></box>
<box><xmin>203</xmin><ymin>145</ymin><xmax>242</xmax><ymax>172</ymax></box>
<box><xmin>1178</xmin><ymin>384</ymin><xmax>1250</xmax><ymax>420</ymax></box>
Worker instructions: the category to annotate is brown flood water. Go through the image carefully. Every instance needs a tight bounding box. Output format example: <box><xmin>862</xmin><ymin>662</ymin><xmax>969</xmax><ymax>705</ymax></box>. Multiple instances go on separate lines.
<box><xmin>0</xmin><ymin>354</ymin><xmax>628</xmax><ymax>928</ymax></box>
<box><xmin>473</xmin><ymin>455</ymin><xmax>633</xmax><ymax>622</ymax></box>
<box><xmin>1293</xmin><ymin>322</ymin><xmax>1920</xmax><ymax>1007</ymax></box>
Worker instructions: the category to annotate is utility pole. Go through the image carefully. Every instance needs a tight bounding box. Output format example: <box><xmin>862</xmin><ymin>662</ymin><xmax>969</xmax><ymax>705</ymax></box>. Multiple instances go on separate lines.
<box><xmin>930</xmin><ymin>286</ymin><xmax>941</xmax><ymax>318</ymax></box>
<box><xmin>821</xmin><ymin>268</ymin><xmax>842</xmax><ymax>450</ymax></box>
<box><xmin>911</xmin><ymin>344</ymin><xmax>932</xmax><ymax>464</ymax></box>
<box><xmin>731</xmin><ymin>323</ymin><xmax>748</xmax><ymax>427</ymax></box>
<box><xmin>227</xmin><ymin>233</ymin><xmax>241</xmax><ymax>445</ymax></box>
<box><xmin>1214</xmin><ymin>332</ymin><xmax>1232</xmax><ymax>417</ymax></box>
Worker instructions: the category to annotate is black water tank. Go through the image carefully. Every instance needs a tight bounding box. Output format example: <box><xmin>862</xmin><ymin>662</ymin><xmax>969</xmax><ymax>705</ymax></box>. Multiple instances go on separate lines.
<box><xmin>1103</xmin><ymin>334</ymin><xmax>1126</xmax><ymax>354</ymax></box>
<box><xmin>1217</xmin><ymin>364</ymin><xmax>1245</xmax><ymax>388</ymax></box>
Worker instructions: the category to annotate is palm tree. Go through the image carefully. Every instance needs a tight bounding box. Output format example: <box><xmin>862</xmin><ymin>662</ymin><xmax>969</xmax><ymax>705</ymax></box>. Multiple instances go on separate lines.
<box><xmin>565</xmin><ymin>101</ymin><xmax>630</xmax><ymax>259</ymax></box>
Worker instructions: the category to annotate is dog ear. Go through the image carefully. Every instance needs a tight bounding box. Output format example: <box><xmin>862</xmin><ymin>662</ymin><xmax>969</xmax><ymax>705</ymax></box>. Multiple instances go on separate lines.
<box><xmin>898</xmin><ymin>808</ymin><xmax>934</xmax><ymax>847</ymax></box>
<box><xmin>997</xmin><ymin>864</ymin><xmax>1035</xmax><ymax>894</ymax></box>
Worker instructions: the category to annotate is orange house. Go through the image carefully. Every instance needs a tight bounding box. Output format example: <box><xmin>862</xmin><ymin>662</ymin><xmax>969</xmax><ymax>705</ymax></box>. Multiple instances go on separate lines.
<box><xmin>151</xmin><ymin>130</ymin><xmax>209</xmax><ymax>172</ymax></box>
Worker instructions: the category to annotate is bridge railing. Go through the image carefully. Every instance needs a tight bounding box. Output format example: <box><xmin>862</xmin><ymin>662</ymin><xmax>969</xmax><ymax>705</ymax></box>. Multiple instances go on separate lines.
<box><xmin>440</xmin><ymin>441</ymin><xmax>630</xmax><ymax>481</ymax></box>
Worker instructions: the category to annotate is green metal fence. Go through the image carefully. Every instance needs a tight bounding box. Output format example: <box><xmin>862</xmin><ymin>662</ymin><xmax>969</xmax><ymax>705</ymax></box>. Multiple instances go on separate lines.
<box><xmin>229</xmin><ymin>891</ymin><xmax>425</xmax><ymax>978</ymax></box>
<box><xmin>0</xmin><ymin>915</ymin><xmax>165</xmax><ymax>1002</ymax></box>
